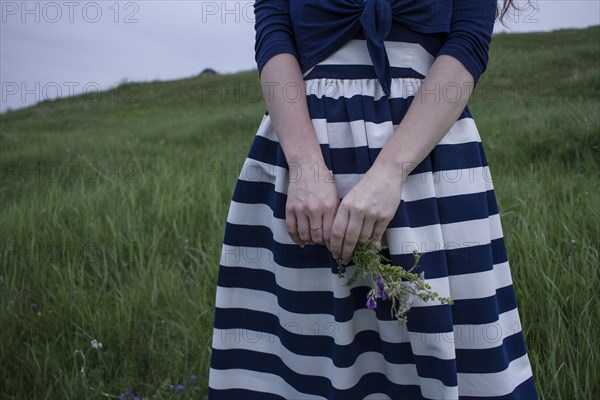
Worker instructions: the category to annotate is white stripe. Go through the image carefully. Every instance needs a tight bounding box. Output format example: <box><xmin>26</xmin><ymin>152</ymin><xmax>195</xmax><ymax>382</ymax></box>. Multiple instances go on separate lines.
<box><xmin>209</xmin><ymin>339</ymin><xmax>533</xmax><ymax>398</ymax></box>
<box><xmin>211</xmin><ymin>330</ymin><xmax>458</xmax><ymax>399</ymax></box>
<box><xmin>314</xmin><ymin>39</ymin><xmax>435</xmax><ymax>76</ymax></box>
<box><xmin>385</xmin><ymin>214</ymin><xmax>503</xmax><ymax>256</ymax></box>
<box><xmin>208</xmin><ymin>368</ymin><xmax>325</xmax><ymax>399</ymax></box>
<box><xmin>249</xmin><ymin>115</ymin><xmax>492</xmax><ymax>199</ymax></box>
<box><xmin>318</xmin><ymin>167</ymin><xmax>493</xmax><ymax>202</ymax></box>
<box><xmin>439</xmin><ymin>118</ymin><xmax>483</xmax><ymax>145</ymax></box>
<box><xmin>305</xmin><ymin>74</ymin><xmax>423</xmax><ymax>100</ymax></box>
<box><xmin>226</xmin><ymin>200</ymin><xmax>503</xmax><ymax>254</ymax></box>
<box><xmin>458</xmin><ymin>353</ymin><xmax>534</xmax><ymax>397</ymax></box>
<box><xmin>220</xmin><ymin>240</ymin><xmax>514</xmax><ymax>303</ymax></box>
<box><xmin>278</xmin><ymin>116</ymin><xmax>482</xmax><ymax>148</ymax></box>
<box><xmin>447</xmin><ymin>261</ymin><xmax>514</xmax><ymax>299</ymax></box>
<box><xmin>236</xmin><ymin>155</ymin><xmax>494</xmax><ymax>203</ymax></box>
<box><xmin>259</xmin><ymin>116</ymin><xmax>481</xmax><ymax>150</ymax></box>
<box><xmin>364</xmin><ymin>394</ymin><xmax>392</xmax><ymax>400</ymax></box>
<box><xmin>214</xmin><ymin>285</ymin><xmax>525</xmax><ymax>352</ymax></box>
<box><xmin>450</xmin><ymin>308</ymin><xmax>525</xmax><ymax>351</ymax></box>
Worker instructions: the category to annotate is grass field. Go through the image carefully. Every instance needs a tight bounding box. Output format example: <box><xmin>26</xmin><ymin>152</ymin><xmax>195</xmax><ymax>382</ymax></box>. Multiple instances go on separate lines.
<box><xmin>1</xmin><ymin>26</ymin><xmax>599</xmax><ymax>399</ymax></box>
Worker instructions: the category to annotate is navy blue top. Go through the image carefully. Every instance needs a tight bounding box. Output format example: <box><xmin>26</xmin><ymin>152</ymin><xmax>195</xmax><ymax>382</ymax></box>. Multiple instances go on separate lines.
<box><xmin>254</xmin><ymin>0</ymin><xmax>497</xmax><ymax>96</ymax></box>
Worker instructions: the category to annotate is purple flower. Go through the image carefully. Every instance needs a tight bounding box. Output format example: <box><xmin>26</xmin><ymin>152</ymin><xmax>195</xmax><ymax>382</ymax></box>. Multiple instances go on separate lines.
<box><xmin>366</xmin><ymin>290</ymin><xmax>377</xmax><ymax>310</ymax></box>
<box><xmin>176</xmin><ymin>384</ymin><xmax>184</xmax><ymax>392</ymax></box>
<box><xmin>75</xmin><ymin>331</ymin><xmax>84</xmax><ymax>338</ymax></box>
<box><xmin>375</xmin><ymin>275</ymin><xmax>388</xmax><ymax>300</ymax></box>
<box><xmin>189</xmin><ymin>374</ymin><xmax>198</xmax><ymax>382</ymax></box>
<box><xmin>119</xmin><ymin>394</ymin><xmax>126</xmax><ymax>400</ymax></box>
<box><xmin>367</xmin><ymin>296</ymin><xmax>377</xmax><ymax>310</ymax></box>
<box><xmin>30</xmin><ymin>303</ymin><xmax>38</xmax><ymax>310</ymax></box>
<box><xmin>379</xmin><ymin>287</ymin><xmax>389</xmax><ymax>300</ymax></box>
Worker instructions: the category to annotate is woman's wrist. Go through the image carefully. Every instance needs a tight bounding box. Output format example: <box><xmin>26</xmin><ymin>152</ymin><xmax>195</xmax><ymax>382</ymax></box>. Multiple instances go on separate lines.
<box><xmin>372</xmin><ymin>149</ymin><xmax>416</xmax><ymax>183</ymax></box>
<box><xmin>280</xmin><ymin>127</ymin><xmax>325</xmax><ymax>165</ymax></box>
<box><xmin>286</xmin><ymin>153</ymin><xmax>330</xmax><ymax>182</ymax></box>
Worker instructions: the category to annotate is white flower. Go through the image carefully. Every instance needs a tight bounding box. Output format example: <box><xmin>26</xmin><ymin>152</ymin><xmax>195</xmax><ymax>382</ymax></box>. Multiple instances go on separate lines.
<box><xmin>90</xmin><ymin>339</ymin><xmax>102</xmax><ymax>350</ymax></box>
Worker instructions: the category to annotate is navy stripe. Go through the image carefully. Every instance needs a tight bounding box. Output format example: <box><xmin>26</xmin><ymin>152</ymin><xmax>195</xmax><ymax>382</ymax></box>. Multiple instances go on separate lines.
<box><xmin>456</xmin><ymin>332</ymin><xmax>527</xmax><ymax>374</ymax></box>
<box><xmin>487</xmin><ymin>188</ymin><xmax>500</xmax><ymax>215</ymax></box>
<box><xmin>385</xmin><ymin>237</ymin><xmax>508</xmax><ymax>279</ymax></box>
<box><xmin>223</xmin><ymin>222</ymin><xmax>506</xmax><ymax>278</ymax></box>
<box><xmin>208</xmin><ymin>388</ymin><xmax>285</xmax><ymax>400</ymax></box>
<box><xmin>395</xmin><ymin>190</ymin><xmax>493</xmax><ymax>227</ymax></box>
<box><xmin>304</xmin><ymin>64</ymin><xmax>425</xmax><ymax>80</ymax></box>
<box><xmin>451</xmin><ymin>285</ymin><xmax>518</xmax><ymax>325</ymax></box>
<box><xmin>213</xmin><ymin>308</ymin><xmax>416</xmax><ymax>367</ymax></box>
<box><xmin>413</xmin><ymin>354</ymin><xmax>458</xmax><ymax>386</ymax></box>
<box><xmin>211</xmin><ymin>349</ymin><xmax>426</xmax><ymax>399</ymax></box>
<box><xmin>223</xmin><ymin>223</ymin><xmax>334</xmax><ymax>270</ymax></box>
<box><xmin>491</xmin><ymin>237</ymin><xmax>509</xmax><ymax>265</ymax></box>
<box><xmin>460</xmin><ymin>376</ymin><xmax>538</xmax><ymax>400</ymax></box>
<box><xmin>248</xmin><ymin>135</ymin><xmax>487</xmax><ymax>176</ymax></box>
<box><xmin>213</xmin><ymin>307</ymin><xmax>527</xmax><ymax>379</ymax></box>
<box><xmin>232</xmin><ymin>179</ymin><xmax>498</xmax><ymax>228</ymax></box>
<box><xmin>217</xmin><ymin>262</ymin><xmax>518</xmax><ymax>328</ymax></box>
<box><xmin>305</xmin><ymin>93</ymin><xmax>473</xmax><ymax>123</ymax></box>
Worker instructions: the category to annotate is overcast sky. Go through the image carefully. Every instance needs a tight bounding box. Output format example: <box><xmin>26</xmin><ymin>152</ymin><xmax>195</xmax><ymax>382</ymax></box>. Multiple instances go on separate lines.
<box><xmin>1</xmin><ymin>0</ymin><xmax>598</xmax><ymax>113</ymax></box>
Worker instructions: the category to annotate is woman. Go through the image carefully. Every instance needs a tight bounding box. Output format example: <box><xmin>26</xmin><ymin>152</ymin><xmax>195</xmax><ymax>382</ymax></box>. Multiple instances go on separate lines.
<box><xmin>209</xmin><ymin>0</ymin><xmax>539</xmax><ymax>398</ymax></box>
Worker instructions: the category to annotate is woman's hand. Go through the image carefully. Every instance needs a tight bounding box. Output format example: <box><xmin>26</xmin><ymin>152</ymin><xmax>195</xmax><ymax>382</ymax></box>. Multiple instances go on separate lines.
<box><xmin>329</xmin><ymin>164</ymin><xmax>404</xmax><ymax>264</ymax></box>
<box><xmin>258</xmin><ymin>53</ymin><xmax>340</xmax><ymax>248</ymax></box>
<box><xmin>286</xmin><ymin>158</ymin><xmax>340</xmax><ymax>248</ymax></box>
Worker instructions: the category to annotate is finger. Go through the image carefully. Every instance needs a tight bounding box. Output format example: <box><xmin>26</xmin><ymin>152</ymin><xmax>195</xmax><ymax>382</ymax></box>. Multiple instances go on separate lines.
<box><xmin>368</xmin><ymin>219</ymin><xmax>388</xmax><ymax>249</ymax></box>
<box><xmin>322</xmin><ymin>198</ymin><xmax>339</xmax><ymax>251</ymax></box>
<box><xmin>297</xmin><ymin>213</ymin><xmax>313</xmax><ymax>245</ymax></box>
<box><xmin>358</xmin><ymin>216</ymin><xmax>376</xmax><ymax>246</ymax></box>
<box><xmin>285</xmin><ymin>206</ymin><xmax>303</xmax><ymax>247</ymax></box>
<box><xmin>330</xmin><ymin>205</ymin><xmax>349</xmax><ymax>260</ymax></box>
<box><xmin>309</xmin><ymin>215</ymin><xmax>325</xmax><ymax>244</ymax></box>
<box><xmin>340</xmin><ymin>211</ymin><xmax>364</xmax><ymax>264</ymax></box>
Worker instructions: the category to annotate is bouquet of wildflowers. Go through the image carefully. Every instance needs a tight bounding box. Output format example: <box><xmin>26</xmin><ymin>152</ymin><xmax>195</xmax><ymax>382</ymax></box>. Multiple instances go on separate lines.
<box><xmin>336</xmin><ymin>238</ymin><xmax>453</xmax><ymax>325</ymax></box>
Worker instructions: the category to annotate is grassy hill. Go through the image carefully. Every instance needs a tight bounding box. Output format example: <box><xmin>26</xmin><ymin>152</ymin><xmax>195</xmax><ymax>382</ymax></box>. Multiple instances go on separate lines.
<box><xmin>1</xmin><ymin>26</ymin><xmax>599</xmax><ymax>399</ymax></box>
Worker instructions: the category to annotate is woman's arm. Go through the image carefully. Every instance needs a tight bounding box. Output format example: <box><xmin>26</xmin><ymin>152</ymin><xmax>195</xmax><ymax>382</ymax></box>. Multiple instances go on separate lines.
<box><xmin>328</xmin><ymin>55</ymin><xmax>475</xmax><ymax>263</ymax></box>
<box><xmin>328</xmin><ymin>0</ymin><xmax>498</xmax><ymax>263</ymax></box>
<box><xmin>254</xmin><ymin>0</ymin><xmax>340</xmax><ymax>248</ymax></box>
<box><xmin>259</xmin><ymin>54</ymin><xmax>323</xmax><ymax>169</ymax></box>
<box><xmin>374</xmin><ymin>54</ymin><xmax>474</xmax><ymax>180</ymax></box>
<box><xmin>259</xmin><ymin>53</ymin><xmax>340</xmax><ymax>250</ymax></box>
<box><xmin>254</xmin><ymin>0</ymin><xmax>322</xmax><ymax>167</ymax></box>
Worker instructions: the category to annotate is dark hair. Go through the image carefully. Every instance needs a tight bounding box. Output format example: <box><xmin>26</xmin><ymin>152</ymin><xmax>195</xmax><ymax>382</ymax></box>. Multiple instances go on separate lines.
<box><xmin>498</xmin><ymin>0</ymin><xmax>519</xmax><ymax>23</ymax></box>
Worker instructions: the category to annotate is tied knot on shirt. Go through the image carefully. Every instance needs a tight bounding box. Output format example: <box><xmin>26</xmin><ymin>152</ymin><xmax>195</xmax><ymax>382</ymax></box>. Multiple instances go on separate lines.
<box><xmin>254</xmin><ymin>0</ymin><xmax>497</xmax><ymax>97</ymax></box>
<box><xmin>360</xmin><ymin>0</ymin><xmax>393</xmax><ymax>97</ymax></box>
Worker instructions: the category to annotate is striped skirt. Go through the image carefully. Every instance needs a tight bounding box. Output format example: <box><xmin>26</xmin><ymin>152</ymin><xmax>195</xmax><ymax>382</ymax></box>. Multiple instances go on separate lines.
<box><xmin>208</xmin><ymin>27</ymin><xmax>538</xmax><ymax>400</ymax></box>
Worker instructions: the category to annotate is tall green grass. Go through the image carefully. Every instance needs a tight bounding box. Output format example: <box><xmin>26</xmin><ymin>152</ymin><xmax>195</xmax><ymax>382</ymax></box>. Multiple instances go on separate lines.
<box><xmin>1</xmin><ymin>26</ymin><xmax>599</xmax><ymax>399</ymax></box>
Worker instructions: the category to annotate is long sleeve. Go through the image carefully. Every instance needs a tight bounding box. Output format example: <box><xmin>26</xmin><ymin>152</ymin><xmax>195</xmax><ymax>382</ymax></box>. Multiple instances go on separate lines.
<box><xmin>254</xmin><ymin>0</ymin><xmax>299</xmax><ymax>77</ymax></box>
<box><xmin>435</xmin><ymin>0</ymin><xmax>497</xmax><ymax>85</ymax></box>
